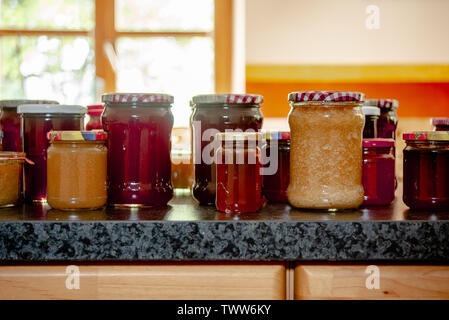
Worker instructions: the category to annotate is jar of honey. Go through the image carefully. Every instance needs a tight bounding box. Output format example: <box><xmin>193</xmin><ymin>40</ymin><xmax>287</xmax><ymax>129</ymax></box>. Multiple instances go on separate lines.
<box><xmin>287</xmin><ymin>91</ymin><xmax>365</xmax><ymax>210</ymax></box>
<box><xmin>0</xmin><ymin>151</ymin><xmax>27</xmax><ymax>207</ymax></box>
<box><xmin>47</xmin><ymin>130</ymin><xmax>108</xmax><ymax>210</ymax></box>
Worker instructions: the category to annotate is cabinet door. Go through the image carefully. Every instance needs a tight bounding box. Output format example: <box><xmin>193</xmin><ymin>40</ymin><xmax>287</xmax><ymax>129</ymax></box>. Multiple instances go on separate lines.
<box><xmin>0</xmin><ymin>263</ymin><xmax>285</xmax><ymax>300</ymax></box>
<box><xmin>295</xmin><ymin>265</ymin><xmax>449</xmax><ymax>300</ymax></box>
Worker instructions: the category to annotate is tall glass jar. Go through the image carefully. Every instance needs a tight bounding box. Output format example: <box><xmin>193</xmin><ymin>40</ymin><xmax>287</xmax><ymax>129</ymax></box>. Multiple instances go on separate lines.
<box><xmin>18</xmin><ymin>104</ymin><xmax>86</xmax><ymax>202</ymax></box>
<box><xmin>365</xmin><ymin>99</ymin><xmax>398</xmax><ymax>139</ymax></box>
<box><xmin>190</xmin><ymin>94</ymin><xmax>263</xmax><ymax>205</ymax></box>
<box><xmin>403</xmin><ymin>131</ymin><xmax>449</xmax><ymax>211</ymax></box>
<box><xmin>86</xmin><ymin>104</ymin><xmax>104</xmax><ymax>130</ymax></box>
<box><xmin>102</xmin><ymin>93</ymin><xmax>174</xmax><ymax>207</ymax></box>
<box><xmin>287</xmin><ymin>91</ymin><xmax>365</xmax><ymax>210</ymax></box>
<box><xmin>0</xmin><ymin>100</ymin><xmax>58</xmax><ymax>152</ymax></box>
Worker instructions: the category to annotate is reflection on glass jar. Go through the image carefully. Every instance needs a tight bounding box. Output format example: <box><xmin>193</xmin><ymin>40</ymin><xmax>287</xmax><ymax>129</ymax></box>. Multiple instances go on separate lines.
<box><xmin>0</xmin><ymin>152</ymin><xmax>27</xmax><ymax>208</ymax></box>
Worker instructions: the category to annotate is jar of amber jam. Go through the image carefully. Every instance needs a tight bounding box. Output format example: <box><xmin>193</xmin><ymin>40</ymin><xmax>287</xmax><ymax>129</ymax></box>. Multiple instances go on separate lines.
<box><xmin>262</xmin><ymin>131</ymin><xmax>290</xmax><ymax>203</ymax></box>
<box><xmin>86</xmin><ymin>105</ymin><xmax>104</xmax><ymax>130</ymax></box>
<box><xmin>361</xmin><ymin>106</ymin><xmax>380</xmax><ymax>138</ymax></box>
<box><xmin>287</xmin><ymin>91</ymin><xmax>365</xmax><ymax>210</ymax></box>
<box><xmin>432</xmin><ymin>118</ymin><xmax>449</xmax><ymax>131</ymax></box>
<box><xmin>47</xmin><ymin>131</ymin><xmax>107</xmax><ymax>210</ymax></box>
<box><xmin>0</xmin><ymin>151</ymin><xmax>28</xmax><ymax>207</ymax></box>
<box><xmin>191</xmin><ymin>94</ymin><xmax>263</xmax><ymax>205</ymax></box>
<box><xmin>403</xmin><ymin>131</ymin><xmax>449</xmax><ymax>211</ymax></box>
<box><xmin>365</xmin><ymin>99</ymin><xmax>398</xmax><ymax>139</ymax></box>
<box><xmin>102</xmin><ymin>93</ymin><xmax>174</xmax><ymax>207</ymax></box>
<box><xmin>0</xmin><ymin>100</ymin><xmax>58</xmax><ymax>152</ymax></box>
<box><xmin>18</xmin><ymin>104</ymin><xmax>86</xmax><ymax>202</ymax></box>
<box><xmin>215</xmin><ymin>132</ymin><xmax>265</xmax><ymax>213</ymax></box>
<box><xmin>362</xmin><ymin>139</ymin><xmax>395</xmax><ymax>206</ymax></box>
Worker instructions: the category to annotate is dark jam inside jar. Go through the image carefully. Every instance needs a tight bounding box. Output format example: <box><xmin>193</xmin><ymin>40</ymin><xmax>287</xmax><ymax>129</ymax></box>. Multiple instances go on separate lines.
<box><xmin>0</xmin><ymin>108</ymin><xmax>21</xmax><ymax>152</ymax></box>
<box><xmin>102</xmin><ymin>99</ymin><xmax>173</xmax><ymax>207</ymax></box>
<box><xmin>403</xmin><ymin>139</ymin><xmax>449</xmax><ymax>211</ymax></box>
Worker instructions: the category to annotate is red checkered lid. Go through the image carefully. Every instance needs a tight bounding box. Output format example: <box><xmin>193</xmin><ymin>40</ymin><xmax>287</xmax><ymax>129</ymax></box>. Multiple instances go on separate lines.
<box><xmin>192</xmin><ymin>94</ymin><xmax>263</xmax><ymax>105</ymax></box>
<box><xmin>102</xmin><ymin>93</ymin><xmax>174</xmax><ymax>104</ymax></box>
<box><xmin>365</xmin><ymin>99</ymin><xmax>399</xmax><ymax>110</ymax></box>
<box><xmin>288</xmin><ymin>91</ymin><xmax>365</xmax><ymax>103</ymax></box>
<box><xmin>432</xmin><ymin>118</ymin><xmax>449</xmax><ymax>126</ymax></box>
<box><xmin>87</xmin><ymin>104</ymin><xmax>104</xmax><ymax>115</ymax></box>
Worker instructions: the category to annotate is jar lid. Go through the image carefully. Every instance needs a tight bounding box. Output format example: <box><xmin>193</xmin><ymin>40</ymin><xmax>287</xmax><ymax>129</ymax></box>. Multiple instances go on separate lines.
<box><xmin>0</xmin><ymin>99</ymin><xmax>58</xmax><ymax>108</ymax></box>
<box><xmin>403</xmin><ymin>131</ymin><xmax>449</xmax><ymax>141</ymax></box>
<box><xmin>102</xmin><ymin>93</ymin><xmax>174</xmax><ymax>104</ymax></box>
<box><xmin>216</xmin><ymin>132</ymin><xmax>263</xmax><ymax>141</ymax></box>
<box><xmin>264</xmin><ymin>131</ymin><xmax>290</xmax><ymax>140</ymax></box>
<box><xmin>87</xmin><ymin>104</ymin><xmax>104</xmax><ymax>115</ymax></box>
<box><xmin>48</xmin><ymin>130</ymin><xmax>107</xmax><ymax>142</ymax></box>
<box><xmin>432</xmin><ymin>118</ymin><xmax>449</xmax><ymax>126</ymax></box>
<box><xmin>17</xmin><ymin>104</ymin><xmax>86</xmax><ymax>114</ymax></box>
<box><xmin>288</xmin><ymin>91</ymin><xmax>365</xmax><ymax>103</ymax></box>
<box><xmin>192</xmin><ymin>94</ymin><xmax>263</xmax><ymax>105</ymax></box>
<box><xmin>365</xmin><ymin>99</ymin><xmax>399</xmax><ymax>110</ymax></box>
<box><xmin>363</xmin><ymin>138</ymin><xmax>395</xmax><ymax>148</ymax></box>
<box><xmin>362</xmin><ymin>106</ymin><xmax>380</xmax><ymax>116</ymax></box>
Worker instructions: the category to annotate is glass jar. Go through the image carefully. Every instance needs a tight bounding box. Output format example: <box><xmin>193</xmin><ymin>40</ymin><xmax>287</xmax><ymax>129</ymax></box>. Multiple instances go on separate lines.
<box><xmin>215</xmin><ymin>132</ymin><xmax>264</xmax><ymax>213</ymax></box>
<box><xmin>17</xmin><ymin>104</ymin><xmax>86</xmax><ymax>202</ymax></box>
<box><xmin>403</xmin><ymin>131</ymin><xmax>449</xmax><ymax>211</ymax></box>
<box><xmin>262</xmin><ymin>131</ymin><xmax>290</xmax><ymax>203</ymax></box>
<box><xmin>191</xmin><ymin>94</ymin><xmax>263</xmax><ymax>205</ymax></box>
<box><xmin>102</xmin><ymin>93</ymin><xmax>174</xmax><ymax>207</ymax></box>
<box><xmin>0</xmin><ymin>100</ymin><xmax>58</xmax><ymax>152</ymax></box>
<box><xmin>365</xmin><ymin>99</ymin><xmax>398</xmax><ymax>139</ymax></box>
<box><xmin>0</xmin><ymin>152</ymin><xmax>28</xmax><ymax>207</ymax></box>
<box><xmin>362</xmin><ymin>139</ymin><xmax>395</xmax><ymax>206</ymax></box>
<box><xmin>287</xmin><ymin>91</ymin><xmax>365</xmax><ymax>210</ymax></box>
<box><xmin>431</xmin><ymin>118</ymin><xmax>449</xmax><ymax>131</ymax></box>
<box><xmin>86</xmin><ymin>104</ymin><xmax>104</xmax><ymax>130</ymax></box>
<box><xmin>47</xmin><ymin>131</ymin><xmax>107</xmax><ymax>210</ymax></box>
<box><xmin>361</xmin><ymin>106</ymin><xmax>380</xmax><ymax>138</ymax></box>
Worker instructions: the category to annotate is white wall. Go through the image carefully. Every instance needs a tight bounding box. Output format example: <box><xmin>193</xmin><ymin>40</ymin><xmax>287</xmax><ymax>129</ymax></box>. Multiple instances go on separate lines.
<box><xmin>246</xmin><ymin>0</ymin><xmax>449</xmax><ymax>64</ymax></box>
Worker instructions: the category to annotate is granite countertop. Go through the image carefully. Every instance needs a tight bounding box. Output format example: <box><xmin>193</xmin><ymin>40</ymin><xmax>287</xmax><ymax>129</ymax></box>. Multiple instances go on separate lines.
<box><xmin>1</xmin><ymin>184</ymin><xmax>448</xmax><ymax>262</ymax></box>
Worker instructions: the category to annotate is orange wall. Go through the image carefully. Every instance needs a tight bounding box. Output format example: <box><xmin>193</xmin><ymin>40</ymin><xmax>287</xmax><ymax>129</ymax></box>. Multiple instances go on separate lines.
<box><xmin>246</xmin><ymin>82</ymin><xmax>449</xmax><ymax>118</ymax></box>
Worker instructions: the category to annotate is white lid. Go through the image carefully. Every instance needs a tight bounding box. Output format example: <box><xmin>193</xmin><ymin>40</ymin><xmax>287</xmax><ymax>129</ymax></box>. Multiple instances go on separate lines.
<box><xmin>17</xmin><ymin>104</ymin><xmax>86</xmax><ymax>114</ymax></box>
<box><xmin>362</xmin><ymin>106</ymin><xmax>380</xmax><ymax>116</ymax></box>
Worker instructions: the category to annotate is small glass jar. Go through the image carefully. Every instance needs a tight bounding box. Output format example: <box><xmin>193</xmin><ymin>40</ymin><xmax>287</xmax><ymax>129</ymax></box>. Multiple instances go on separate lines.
<box><xmin>287</xmin><ymin>91</ymin><xmax>365</xmax><ymax>210</ymax></box>
<box><xmin>362</xmin><ymin>139</ymin><xmax>395</xmax><ymax>206</ymax></box>
<box><xmin>191</xmin><ymin>94</ymin><xmax>263</xmax><ymax>205</ymax></box>
<box><xmin>361</xmin><ymin>106</ymin><xmax>380</xmax><ymax>138</ymax></box>
<box><xmin>365</xmin><ymin>99</ymin><xmax>398</xmax><ymax>139</ymax></box>
<box><xmin>102</xmin><ymin>93</ymin><xmax>174</xmax><ymax>207</ymax></box>
<box><xmin>262</xmin><ymin>131</ymin><xmax>290</xmax><ymax>203</ymax></box>
<box><xmin>0</xmin><ymin>151</ymin><xmax>27</xmax><ymax>207</ymax></box>
<box><xmin>17</xmin><ymin>104</ymin><xmax>86</xmax><ymax>202</ymax></box>
<box><xmin>403</xmin><ymin>131</ymin><xmax>449</xmax><ymax>211</ymax></box>
<box><xmin>86</xmin><ymin>104</ymin><xmax>104</xmax><ymax>130</ymax></box>
<box><xmin>0</xmin><ymin>100</ymin><xmax>58</xmax><ymax>152</ymax></box>
<box><xmin>215</xmin><ymin>132</ymin><xmax>264</xmax><ymax>213</ymax></box>
<box><xmin>431</xmin><ymin>118</ymin><xmax>449</xmax><ymax>131</ymax></box>
<box><xmin>47</xmin><ymin>131</ymin><xmax>108</xmax><ymax>210</ymax></box>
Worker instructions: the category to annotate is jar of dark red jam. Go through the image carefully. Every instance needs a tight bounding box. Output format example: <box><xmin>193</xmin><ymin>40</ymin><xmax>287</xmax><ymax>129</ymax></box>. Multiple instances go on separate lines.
<box><xmin>0</xmin><ymin>100</ymin><xmax>58</xmax><ymax>152</ymax></box>
<box><xmin>403</xmin><ymin>131</ymin><xmax>449</xmax><ymax>211</ymax></box>
<box><xmin>262</xmin><ymin>131</ymin><xmax>290</xmax><ymax>203</ymax></box>
<box><xmin>17</xmin><ymin>104</ymin><xmax>86</xmax><ymax>202</ymax></box>
<box><xmin>432</xmin><ymin>118</ymin><xmax>449</xmax><ymax>131</ymax></box>
<box><xmin>86</xmin><ymin>104</ymin><xmax>104</xmax><ymax>130</ymax></box>
<box><xmin>362</xmin><ymin>139</ymin><xmax>395</xmax><ymax>206</ymax></box>
<box><xmin>102</xmin><ymin>93</ymin><xmax>174</xmax><ymax>207</ymax></box>
<box><xmin>215</xmin><ymin>132</ymin><xmax>265</xmax><ymax>213</ymax></box>
<box><xmin>365</xmin><ymin>99</ymin><xmax>398</xmax><ymax>139</ymax></box>
<box><xmin>191</xmin><ymin>94</ymin><xmax>263</xmax><ymax>205</ymax></box>
<box><xmin>361</xmin><ymin>106</ymin><xmax>380</xmax><ymax>138</ymax></box>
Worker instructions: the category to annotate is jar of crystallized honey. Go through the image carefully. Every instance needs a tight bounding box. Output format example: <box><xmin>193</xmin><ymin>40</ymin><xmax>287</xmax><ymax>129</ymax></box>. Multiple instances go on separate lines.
<box><xmin>287</xmin><ymin>91</ymin><xmax>365</xmax><ymax>210</ymax></box>
<box><xmin>0</xmin><ymin>151</ymin><xmax>29</xmax><ymax>207</ymax></box>
<box><xmin>46</xmin><ymin>130</ymin><xmax>107</xmax><ymax>210</ymax></box>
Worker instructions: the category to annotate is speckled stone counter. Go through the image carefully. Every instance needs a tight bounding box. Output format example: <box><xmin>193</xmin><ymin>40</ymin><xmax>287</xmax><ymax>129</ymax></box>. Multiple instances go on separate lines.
<box><xmin>1</xmin><ymin>187</ymin><xmax>448</xmax><ymax>262</ymax></box>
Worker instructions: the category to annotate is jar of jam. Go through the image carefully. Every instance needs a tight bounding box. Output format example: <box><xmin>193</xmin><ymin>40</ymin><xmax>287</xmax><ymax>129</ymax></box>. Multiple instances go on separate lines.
<box><xmin>215</xmin><ymin>132</ymin><xmax>265</xmax><ymax>213</ymax></box>
<box><xmin>0</xmin><ymin>100</ymin><xmax>58</xmax><ymax>152</ymax></box>
<box><xmin>47</xmin><ymin>131</ymin><xmax>107</xmax><ymax>210</ymax></box>
<box><xmin>361</xmin><ymin>106</ymin><xmax>380</xmax><ymax>138</ymax></box>
<box><xmin>86</xmin><ymin>104</ymin><xmax>104</xmax><ymax>130</ymax></box>
<box><xmin>0</xmin><ymin>151</ymin><xmax>28</xmax><ymax>207</ymax></box>
<box><xmin>403</xmin><ymin>131</ymin><xmax>449</xmax><ymax>211</ymax></box>
<box><xmin>365</xmin><ymin>99</ymin><xmax>398</xmax><ymax>139</ymax></box>
<box><xmin>191</xmin><ymin>94</ymin><xmax>263</xmax><ymax>205</ymax></box>
<box><xmin>362</xmin><ymin>139</ymin><xmax>395</xmax><ymax>206</ymax></box>
<box><xmin>102</xmin><ymin>93</ymin><xmax>174</xmax><ymax>207</ymax></box>
<box><xmin>432</xmin><ymin>118</ymin><xmax>449</xmax><ymax>131</ymax></box>
<box><xmin>262</xmin><ymin>131</ymin><xmax>290</xmax><ymax>203</ymax></box>
<box><xmin>287</xmin><ymin>91</ymin><xmax>365</xmax><ymax>210</ymax></box>
<box><xmin>17</xmin><ymin>104</ymin><xmax>86</xmax><ymax>202</ymax></box>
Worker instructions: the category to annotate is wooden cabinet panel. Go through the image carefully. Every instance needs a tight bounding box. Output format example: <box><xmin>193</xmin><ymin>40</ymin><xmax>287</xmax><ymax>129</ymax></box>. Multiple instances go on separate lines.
<box><xmin>295</xmin><ymin>265</ymin><xmax>449</xmax><ymax>300</ymax></box>
<box><xmin>0</xmin><ymin>263</ymin><xmax>285</xmax><ymax>300</ymax></box>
